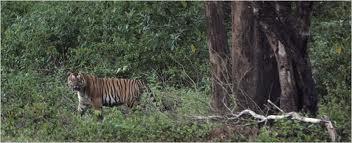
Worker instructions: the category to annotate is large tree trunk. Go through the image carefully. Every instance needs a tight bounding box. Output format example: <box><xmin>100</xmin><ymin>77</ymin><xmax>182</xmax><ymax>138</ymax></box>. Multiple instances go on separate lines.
<box><xmin>294</xmin><ymin>2</ymin><xmax>318</xmax><ymax>114</ymax></box>
<box><xmin>208</xmin><ymin>1</ymin><xmax>317</xmax><ymax>115</ymax></box>
<box><xmin>205</xmin><ymin>1</ymin><xmax>231</xmax><ymax>115</ymax></box>
<box><xmin>231</xmin><ymin>1</ymin><xmax>280</xmax><ymax>113</ymax></box>
<box><xmin>253</xmin><ymin>1</ymin><xmax>318</xmax><ymax>114</ymax></box>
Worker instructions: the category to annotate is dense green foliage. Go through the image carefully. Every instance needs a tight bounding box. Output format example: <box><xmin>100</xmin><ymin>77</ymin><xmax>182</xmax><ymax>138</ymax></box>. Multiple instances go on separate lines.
<box><xmin>310</xmin><ymin>2</ymin><xmax>351</xmax><ymax>141</ymax></box>
<box><xmin>2</xmin><ymin>70</ymin><xmax>213</xmax><ymax>141</ymax></box>
<box><xmin>2</xmin><ymin>1</ymin><xmax>208</xmax><ymax>86</ymax></box>
<box><xmin>1</xmin><ymin>1</ymin><xmax>350</xmax><ymax>141</ymax></box>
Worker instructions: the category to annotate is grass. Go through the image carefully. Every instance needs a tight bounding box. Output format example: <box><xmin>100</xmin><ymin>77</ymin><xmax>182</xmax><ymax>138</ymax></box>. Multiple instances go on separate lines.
<box><xmin>1</xmin><ymin>70</ymin><xmax>215</xmax><ymax>141</ymax></box>
<box><xmin>1</xmin><ymin>69</ymin><xmax>350</xmax><ymax>141</ymax></box>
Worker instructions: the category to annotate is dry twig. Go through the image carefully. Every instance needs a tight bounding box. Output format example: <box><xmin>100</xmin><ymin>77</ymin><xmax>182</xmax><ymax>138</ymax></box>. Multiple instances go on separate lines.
<box><xmin>191</xmin><ymin>100</ymin><xmax>337</xmax><ymax>141</ymax></box>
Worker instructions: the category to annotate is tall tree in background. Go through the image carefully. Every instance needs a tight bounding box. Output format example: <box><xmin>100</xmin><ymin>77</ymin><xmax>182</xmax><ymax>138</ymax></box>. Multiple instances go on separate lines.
<box><xmin>209</xmin><ymin>1</ymin><xmax>318</xmax><ymax>114</ymax></box>
<box><xmin>254</xmin><ymin>1</ymin><xmax>318</xmax><ymax>113</ymax></box>
<box><xmin>205</xmin><ymin>1</ymin><xmax>231</xmax><ymax>115</ymax></box>
<box><xmin>231</xmin><ymin>1</ymin><xmax>280</xmax><ymax>113</ymax></box>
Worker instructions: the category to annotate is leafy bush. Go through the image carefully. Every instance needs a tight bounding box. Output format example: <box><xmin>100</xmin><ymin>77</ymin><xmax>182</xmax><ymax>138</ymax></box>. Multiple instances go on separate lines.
<box><xmin>1</xmin><ymin>71</ymin><xmax>214</xmax><ymax>141</ymax></box>
<box><xmin>257</xmin><ymin>119</ymin><xmax>330</xmax><ymax>142</ymax></box>
<box><xmin>2</xmin><ymin>1</ymin><xmax>209</xmax><ymax>85</ymax></box>
<box><xmin>310</xmin><ymin>1</ymin><xmax>351</xmax><ymax>141</ymax></box>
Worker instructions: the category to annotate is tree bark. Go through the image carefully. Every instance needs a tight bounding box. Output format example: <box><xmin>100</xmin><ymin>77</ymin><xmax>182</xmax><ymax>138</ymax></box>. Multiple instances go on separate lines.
<box><xmin>231</xmin><ymin>1</ymin><xmax>281</xmax><ymax>113</ymax></box>
<box><xmin>207</xmin><ymin>1</ymin><xmax>317</xmax><ymax>114</ymax></box>
<box><xmin>253</xmin><ymin>1</ymin><xmax>318</xmax><ymax>114</ymax></box>
<box><xmin>264</xmin><ymin>31</ymin><xmax>298</xmax><ymax>112</ymax></box>
<box><xmin>205</xmin><ymin>1</ymin><xmax>231</xmax><ymax>115</ymax></box>
<box><xmin>295</xmin><ymin>2</ymin><xmax>318</xmax><ymax>114</ymax></box>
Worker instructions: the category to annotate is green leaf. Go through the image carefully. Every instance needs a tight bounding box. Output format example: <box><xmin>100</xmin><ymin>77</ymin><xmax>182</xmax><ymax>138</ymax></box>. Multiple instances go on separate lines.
<box><xmin>180</xmin><ymin>1</ymin><xmax>187</xmax><ymax>8</ymax></box>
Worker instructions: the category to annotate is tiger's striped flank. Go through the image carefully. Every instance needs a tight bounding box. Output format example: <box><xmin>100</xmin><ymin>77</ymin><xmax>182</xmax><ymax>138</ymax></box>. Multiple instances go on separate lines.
<box><xmin>67</xmin><ymin>72</ymin><xmax>152</xmax><ymax>119</ymax></box>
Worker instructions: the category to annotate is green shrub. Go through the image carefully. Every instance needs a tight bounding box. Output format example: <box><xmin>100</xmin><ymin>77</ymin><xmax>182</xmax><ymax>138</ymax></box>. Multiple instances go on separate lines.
<box><xmin>1</xmin><ymin>1</ymin><xmax>209</xmax><ymax>86</ymax></box>
<box><xmin>1</xmin><ymin>70</ymin><xmax>214</xmax><ymax>141</ymax></box>
<box><xmin>257</xmin><ymin>119</ymin><xmax>330</xmax><ymax>142</ymax></box>
<box><xmin>310</xmin><ymin>2</ymin><xmax>351</xmax><ymax>141</ymax></box>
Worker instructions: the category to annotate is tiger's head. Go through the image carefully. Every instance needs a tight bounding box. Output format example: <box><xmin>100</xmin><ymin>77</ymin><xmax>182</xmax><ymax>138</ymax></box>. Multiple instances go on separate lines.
<box><xmin>67</xmin><ymin>72</ymin><xmax>87</xmax><ymax>92</ymax></box>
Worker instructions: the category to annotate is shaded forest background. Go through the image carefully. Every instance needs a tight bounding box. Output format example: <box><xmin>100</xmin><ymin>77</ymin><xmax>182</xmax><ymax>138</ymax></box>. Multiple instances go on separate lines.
<box><xmin>1</xmin><ymin>1</ymin><xmax>351</xmax><ymax>141</ymax></box>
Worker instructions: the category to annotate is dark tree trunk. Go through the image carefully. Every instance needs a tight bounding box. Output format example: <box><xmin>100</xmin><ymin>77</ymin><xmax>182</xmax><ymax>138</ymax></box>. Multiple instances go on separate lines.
<box><xmin>231</xmin><ymin>1</ymin><xmax>280</xmax><ymax>113</ymax></box>
<box><xmin>207</xmin><ymin>1</ymin><xmax>317</xmax><ymax>115</ymax></box>
<box><xmin>294</xmin><ymin>2</ymin><xmax>318</xmax><ymax>114</ymax></box>
<box><xmin>205</xmin><ymin>1</ymin><xmax>231</xmax><ymax>115</ymax></box>
<box><xmin>231</xmin><ymin>1</ymin><xmax>258</xmax><ymax>111</ymax></box>
<box><xmin>253</xmin><ymin>1</ymin><xmax>318</xmax><ymax>114</ymax></box>
<box><xmin>264</xmin><ymin>31</ymin><xmax>298</xmax><ymax>112</ymax></box>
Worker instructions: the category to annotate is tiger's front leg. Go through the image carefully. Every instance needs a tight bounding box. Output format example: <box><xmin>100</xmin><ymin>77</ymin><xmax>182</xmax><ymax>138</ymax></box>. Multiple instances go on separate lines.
<box><xmin>77</xmin><ymin>93</ymin><xmax>90</xmax><ymax>116</ymax></box>
<box><xmin>77</xmin><ymin>103</ymin><xmax>88</xmax><ymax>116</ymax></box>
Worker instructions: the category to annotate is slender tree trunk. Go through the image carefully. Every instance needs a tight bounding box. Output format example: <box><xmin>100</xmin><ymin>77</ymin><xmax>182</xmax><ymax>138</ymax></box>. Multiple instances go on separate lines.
<box><xmin>205</xmin><ymin>1</ymin><xmax>231</xmax><ymax>115</ymax></box>
<box><xmin>294</xmin><ymin>2</ymin><xmax>318</xmax><ymax>114</ymax></box>
<box><xmin>265</xmin><ymin>32</ymin><xmax>298</xmax><ymax>112</ymax></box>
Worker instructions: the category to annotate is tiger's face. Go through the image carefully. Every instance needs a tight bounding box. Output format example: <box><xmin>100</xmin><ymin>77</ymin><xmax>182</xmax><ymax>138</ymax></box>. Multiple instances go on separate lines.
<box><xmin>67</xmin><ymin>72</ymin><xmax>87</xmax><ymax>92</ymax></box>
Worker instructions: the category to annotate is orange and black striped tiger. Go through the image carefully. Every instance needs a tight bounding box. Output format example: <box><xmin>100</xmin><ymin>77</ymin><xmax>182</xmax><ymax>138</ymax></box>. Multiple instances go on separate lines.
<box><xmin>67</xmin><ymin>72</ymin><xmax>153</xmax><ymax>120</ymax></box>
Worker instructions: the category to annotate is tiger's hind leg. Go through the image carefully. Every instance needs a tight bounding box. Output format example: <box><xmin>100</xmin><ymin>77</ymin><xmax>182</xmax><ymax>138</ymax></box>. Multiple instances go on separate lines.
<box><xmin>93</xmin><ymin>106</ymin><xmax>103</xmax><ymax>122</ymax></box>
<box><xmin>92</xmin><ymin>99</ymin><xmax>104</xmax><ymax>122</ymax></box>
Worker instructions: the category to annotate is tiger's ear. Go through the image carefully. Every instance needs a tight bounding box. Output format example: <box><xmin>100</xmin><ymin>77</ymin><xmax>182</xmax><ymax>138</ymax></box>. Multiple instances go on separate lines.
<box><xmin>77</xmin><ymin>71</ymin><xmax>83</xmax><ymax>78</ymax></box>
<box><xmin>67</xmin><ymin>71</ymin><xmax>73</xmax><ymax>75</ymax></box>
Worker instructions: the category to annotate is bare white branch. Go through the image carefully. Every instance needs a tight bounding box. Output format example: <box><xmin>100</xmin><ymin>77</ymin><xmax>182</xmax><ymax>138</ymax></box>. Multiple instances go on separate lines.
<box><xmin>191</xmin><ymin>115</ymin><xmax>224</xmax><ymax>120</ymax></box>
<box><xmin>191</xmin><ymin>108</ymin><xmax>337</xmax><ymax>141</ymax></box>
<box><xmin>267</xmin><ymin>99</ymin><xmax>285</xmax><ymax>113</ymax></box>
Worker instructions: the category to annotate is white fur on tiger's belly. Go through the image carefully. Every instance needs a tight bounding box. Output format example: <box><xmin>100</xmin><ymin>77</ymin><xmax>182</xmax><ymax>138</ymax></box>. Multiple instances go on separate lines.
<box><xmin>103</xmin><ymin>94</ymin><xmax>119</xmax><ymax>105</ymax></box>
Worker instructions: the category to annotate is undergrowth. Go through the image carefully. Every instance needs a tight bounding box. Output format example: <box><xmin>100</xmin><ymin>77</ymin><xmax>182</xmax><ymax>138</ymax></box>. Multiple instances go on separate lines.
<box><xmin>1</xmin><ymin>69</ymin><xmax>349</xmax><ymax>141</ymax></box>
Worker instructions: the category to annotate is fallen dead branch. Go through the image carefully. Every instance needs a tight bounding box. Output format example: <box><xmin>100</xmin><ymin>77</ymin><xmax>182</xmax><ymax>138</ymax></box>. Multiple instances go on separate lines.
<box><xmin>191</xmin><ymin>100</ymin><xmax>337</xmax><ymax>141</ymax></box>
<box><xmin>191</xmin><ymin>115</ymin><xmax>224</xmax><ymax>120</ymax></box>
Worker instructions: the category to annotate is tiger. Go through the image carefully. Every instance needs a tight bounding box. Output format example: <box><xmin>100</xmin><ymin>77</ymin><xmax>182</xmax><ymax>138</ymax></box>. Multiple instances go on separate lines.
<box><xmin>67</xmin><ymin>72</ymin><xmax>153</xmax><ymax>120</ymax></box>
